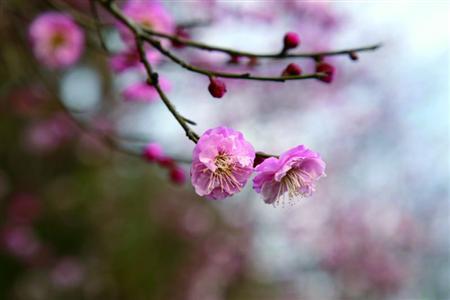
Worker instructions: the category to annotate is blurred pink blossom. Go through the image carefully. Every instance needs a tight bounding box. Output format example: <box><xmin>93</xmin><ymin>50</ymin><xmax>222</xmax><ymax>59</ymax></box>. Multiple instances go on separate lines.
<box><xmin>110</xmin><ymin>46</ymin><xmax>161</xmax><ymax>73</ymax></box>
<box><xmin>119</xmin><ymin>0</ymin><xmax>174</xmax><ymax>45</ymax></box>
<box><xmin>24</xmin><ymin>113</ymin><xmax>76</xmax><ymax>153</ymax></box>
<box><xmin>122</xmin><ymin>77</ymin><xmax>171</xmax><ymax>102</ymax></box>
<box><xmin>29</xmin><ymin>12</ymin><xmax>84</xmax><ymax>69</ymax></box>
<box><xmin>50</xmin><ymin>257</ymin><xmax>85</xmax><ymax>288</ymax></box>
<box><xmin>1</xmin><ymin>226</ymin><xmax>41</xmax><ymax>259</ymax></box>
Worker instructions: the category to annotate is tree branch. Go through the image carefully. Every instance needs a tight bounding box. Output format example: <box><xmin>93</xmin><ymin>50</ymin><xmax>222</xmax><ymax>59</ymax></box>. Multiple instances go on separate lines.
<box><xmin>141</xmin><ymin>27</ymin><xmax>381</xmax><ymax>60</ymax></box>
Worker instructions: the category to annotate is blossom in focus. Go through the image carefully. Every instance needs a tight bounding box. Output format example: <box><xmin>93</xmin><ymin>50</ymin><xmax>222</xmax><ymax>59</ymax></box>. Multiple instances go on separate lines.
<box><xmin>191</xmin><ymin>127</ymin><xmax>255</xmax><ymax>200</ymax></box>
<box><xmin>29</xmin><ymin>12</ymin><xmax>84</xmax><ymax>69</ymax></box>
<box><xmin>120</xmin><ymin>0</ymin><xmax>174</xmax><ymax>43</ymax></box>
<box><xmin>253</xmin><ymin>145</ymin><xmax>325</xmax><ymax>205</ymax></box>
<box><xmin>122</xmin><ymin>77</ymin><xmax>171</xmax><ymax>102</ymax></box>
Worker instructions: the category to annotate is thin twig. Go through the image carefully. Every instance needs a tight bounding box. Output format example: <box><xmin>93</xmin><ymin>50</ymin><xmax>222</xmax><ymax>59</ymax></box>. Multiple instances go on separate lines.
<box><xmin>96</xmin><ymin>0</ymin><xmax>277</xmax><ymax>160</ymax></box>
<box><xmin>89</xmin><ymin>0</ymin><xmax>109</xmax><ymax>53</ymax></box>
<box><xmin>142</xmin><ymin>37</ymin><xmax>325</xmax><ymax>82</ymax></box>
<box><xmin>142</xmin><ymin>27</ymin><xmax>382</xmax><ymax>60</ymax></box>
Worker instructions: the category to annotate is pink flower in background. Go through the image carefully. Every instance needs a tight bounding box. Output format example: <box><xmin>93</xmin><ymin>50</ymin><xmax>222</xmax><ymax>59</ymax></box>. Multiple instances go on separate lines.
<box><xmin>1</xmin><ymin>226</ymin><xmax>41</xmax><ymax>259</ymax></box>
<box><xmin>253</xmin><ymin>145</ymin><xmax>325</xmax><ymax>205</ymax></box>
<box><xmin>191</xmin><ymin>127</ymin><xmax>255</xmax><ymax>200</ymax></box>
<box><xmin>50</xmin><ymin>257</ymin><xmax>84</xmax><ymax>288</ymax></box>
<box><xmin>122</xmin><ymin>77</ymin><xmax>171</xmax><ymax>102</ymax></box>
<box><xmin>24</xmin><ymin>113</ymin><xmax>76</xmax><ymax>153</ymax></box>
<box><xmin>316</xmin><ymin>206</ymin><xmax>422</xmax><ymax>296</ymax></box>
<box><xmin>120</xmin><ymin>0</ymin><xmax>174</xmax><ymax>43</ymax></box>
<box><xmin>110</xmin><ymin>46</ymin><xmax>162</xmax><ymax>73</ymax></box>
<box><xmin>29</xmin><ymin>12</ymin><xmax>84</xmax><ymax>69</ymax></box>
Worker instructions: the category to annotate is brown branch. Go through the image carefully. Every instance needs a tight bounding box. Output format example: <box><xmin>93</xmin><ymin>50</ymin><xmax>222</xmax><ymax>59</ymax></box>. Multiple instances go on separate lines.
<box><xmin>141</xmin><ymin>37</ymin><xmax>325</xmax><ymax>82</ymax></box>
<box><xmin>88</xmin><ymin>0</ymin><xmax>109</xmax><ymax>53</ymax></box>
<box><xmin>142</xmin><ymin>27</ymin><xmax>381</xmax><ymax>60</ymax></box>
<box><xmin>96</xmin><ymin>0</ymin><xmax>276</xmax><ymax>160</ymax></box>
<box><xmin>96</xmin><ymin>1</ymin><xmax>325</xmax><ymax>83</ymax></box>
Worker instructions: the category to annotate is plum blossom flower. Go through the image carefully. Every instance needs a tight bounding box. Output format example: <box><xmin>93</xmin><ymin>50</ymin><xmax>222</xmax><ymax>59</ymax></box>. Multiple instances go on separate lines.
<box><xmin>191</xmin><ymin>127</ymin><xmax>255</xmax><ymax>200</ymax></box>
<box><xmin>253</xmin><ymin>145</ymin><xmax>325</xmax><ymax>205</ymax></box>
<box><xmin>29</xmin><ymin>12</ymin><xmax>84</xmax><ymax>69</ymax></box>
<box><xmin>109</xmin><ymin>46</ymin><xmax>161</xmax><ymax>73</ymax></box>
<box><xmin>122</xmin><ymin>77</ymin><xmax>171</xmax><ymax>102</ymax></box>
<box><xmin>120</xmin><ymin>0</ymin><xmax>174</xmax><ymax>44</ymax></box>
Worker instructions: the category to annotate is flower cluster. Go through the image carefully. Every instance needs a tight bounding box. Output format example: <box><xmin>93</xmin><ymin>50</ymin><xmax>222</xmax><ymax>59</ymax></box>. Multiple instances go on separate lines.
<box><xmin>110</xmin><ymin>0</ymin><xmax>176</xmax><ymax>103</ymax></box>
<box><xmin>190</xmin><ymin>127</ymin><xmax>326</xmax><ymax>204</ymax></box>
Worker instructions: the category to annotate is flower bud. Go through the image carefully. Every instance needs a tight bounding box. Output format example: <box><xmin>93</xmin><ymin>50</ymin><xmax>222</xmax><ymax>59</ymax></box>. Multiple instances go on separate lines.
<box><xmin>247</xmin><ymin>57</ymin><xmax>259</xmax><ymax>67</ymax></box>
<box><xmin>143</xmin><ymin>143</ymin><xmax>163</xmax><ymax>162</ymax></box>
<box><xmin>283</xmin><ymin>32</ymin><xmax>300</xmax><ymax>50</ymax></box>
<box><xmin>157</xmin><ymin>156</ymin><xmax>175</xmax><ymax>168</ymax></box>
<box><xmin>172</xmin><ymin>26</ymin><xmax>190</xmax><ymax>49</ymax></box>
<box><xmin>349</xmin><ymin>51</ymin><xmax>358</xmax><ymax>61</ymax></box>
<box><xmin>208</xmin><ymin>77</ymin><xmax>227</xmax><ymax>98</ymax></box>
<box><xmin>315</xmin><ymin>62</ymin><xmax>335</xmax><ymax>83</ymax></box>
<box><xmin>228</xmin><ymin>55</ymin><xmax>240</xmax><ymax>64</ymax></box>
<box><xmin>281</xmin><ymin>63</ymin><xmax>302</xmax><ymax>76</ymax></box>
<box><xmin>169</xmin><ymin>166</ymin><xmax>186</xmax><ymax>185</ymax></box>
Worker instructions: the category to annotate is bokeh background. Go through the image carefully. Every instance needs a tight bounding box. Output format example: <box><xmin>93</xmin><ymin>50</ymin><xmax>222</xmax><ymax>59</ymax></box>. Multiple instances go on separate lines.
<box><xmin>0</xmin><ymin>1</ymin><xmax>449</xmax><ymax>299</ymax></box>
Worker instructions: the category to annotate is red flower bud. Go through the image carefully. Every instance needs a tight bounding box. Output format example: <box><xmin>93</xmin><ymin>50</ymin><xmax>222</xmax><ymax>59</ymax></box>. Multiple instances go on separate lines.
<box><xmin>143</xmin><ymin>143</ymin><xmax>163</xmax><ymax>162</ymax></box>
<box><xmin>247</xmin><ymin>57</ymin><xmax>259</xmax><ymax>67</ymax></box>
<box><xmin>315</xmin><ymin>62</ymin><xmax>335</xmax><ymax>83</ymax></box>
<box><xmin>208</xmin><ymin>77</ymin><xmax>227</xmax><ymax>98</ymax></box>
<box><xmin>172</xmin><ymin>26</ymin><xmax>190</xmax><ymax>49</ymax></box>
<box><xmin>283</xmin><ymin>32</ymin><xmax>300</xmax><ymax>50</ymax></box>
<box><xmin>228</xmin><ymin>55</ymin><xmax>240</xmax><ymax>64</ymax></box>
<box><xmin>157</xmin><ymin>156</ymin><xmax>175</xmax><ymax>168</ymax></box>
<box><xmin>281</xmin><ymin>63</ymin><xmax>302</xmax><ymax>76</ymax></box>
<box><xmin>169</xmin><ymin>166</ymin><xmax>186</xmax><ymax>185</ymax></box>
<box><xmin>349</xmin><ymin>51</ymin><xmax>358</xmax><ymax>61</ymax></box>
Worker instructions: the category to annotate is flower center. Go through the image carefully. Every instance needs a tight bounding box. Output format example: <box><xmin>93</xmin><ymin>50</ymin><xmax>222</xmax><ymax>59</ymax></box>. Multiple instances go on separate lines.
<box><xmin>50</xmin><ymin>33</ymin><xmax>66</xmax><ymax>49</ymax></box>
<box><xmin>215</xmin><ymin>154</ymin><xmax>232</xmax><ymax>173</ymax></box>
<box><xmin>205</xmin><ymin>153</ymin><xmax>242</xmax><ymax>192</ymax></box>
<box><xmin>278</xmin><ymin>169</ymin><xmax>313</xmax><ymax>201</ymax></box>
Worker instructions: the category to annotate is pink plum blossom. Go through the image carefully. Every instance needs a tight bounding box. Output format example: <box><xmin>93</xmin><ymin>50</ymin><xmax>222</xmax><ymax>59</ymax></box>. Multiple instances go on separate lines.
<box><xmin>253</xmin><ymin>145</ymin><xmax>325</xmax><ymax>205</ymax></box>
<box><xmin>119</xmin><ymin>0</ymin><xmax>174</xmax><ymax>44</ymax></box>
<box><xmin>1</xmin><ymin>226</ymin><xmax>41</xmax><ymax>259</ymax></box>
<box><xmin>109</xmin><ymin>46</ymin><xmax>161</xmax><ymax>73</ymax></box>
<box><xmin>24</xmin><ymin>113</ymin><xmax>76</xmax><ymax>153</ymax></box>
<box><xmin>191</xmin><ymin>127</ymin><xmax>255</xmax><ymax>200</ymax></box>
<box><xmin>122</xmin><ymin>77</ymin><xmax>171</xmax><ymax>102</ymax></box>
<box><xmin>29</xmin><ymin>12</ymin><xmax>84</xmax><ymax>69</ymax></box>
